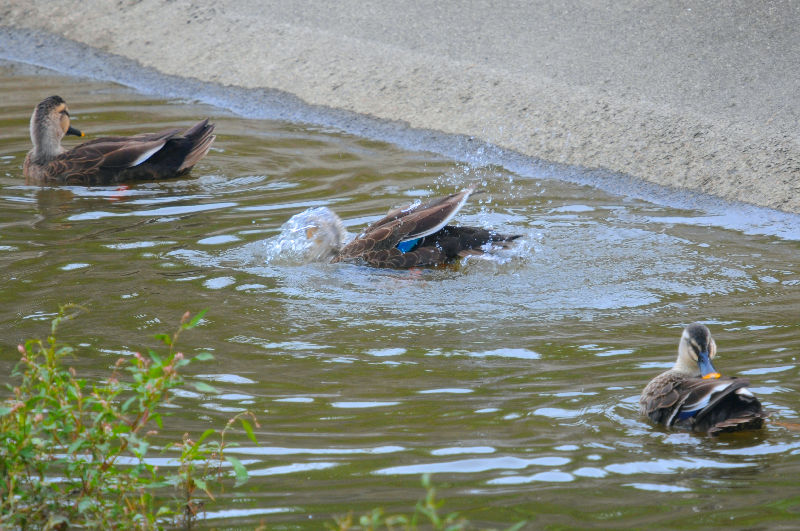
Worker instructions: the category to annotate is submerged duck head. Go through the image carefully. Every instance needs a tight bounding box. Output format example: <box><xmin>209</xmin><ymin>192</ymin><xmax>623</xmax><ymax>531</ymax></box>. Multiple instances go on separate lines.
<box><xmin>29</xmin><ymin>95</ymin><xmax>84</xmax><ymax>163</ymax></box>
<box><xmin>274</xmin><ymin>186</ymin><xmax>519</xmax><ymax>268</ymax></box>
<box><xmin>674</xmin><ymin>322</ymin><xmax>720</xmax><ymax>379</ymax></box>
<box><xmin>279</xmin><ymin>206</ymin><xmax>348</xmax><ymax>262</ymax></box>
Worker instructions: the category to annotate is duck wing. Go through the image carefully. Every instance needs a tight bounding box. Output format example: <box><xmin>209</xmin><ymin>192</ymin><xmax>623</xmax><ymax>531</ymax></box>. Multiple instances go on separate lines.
<box><xmin>331</xmin><ymin>215</ymin><xmax>443</xmax><ymax>266</ymax></box>
<box><xmin>692</xmin><ymin>380</ymin><xmax>768</xmax><ymax>435</ymax></box>
<box><xmin>641</xmin><ymin>373</ymin><xmax>767</xmax><ymax>434</ymax></box>
<box><xmin>334</xmin><ymin>186</ymin><xmax>475</xmax><ymax>261</ymax></box>
<box><xmin>45</xmin><ymin>136</ymin><xmax>174</xmax><ymax>185</ymax></box>
<box><xmin>337</xmin><ymin>242</ymin><xmax>451</xmax><ymax>268</ymax></box>
<box><xmin>422</xmin><ymin>226</ymin><xmax>521</xmax><ymax>257</ymax></box>
<box><xmin>640</xmin><ymin>370</ymin><xmax>691</xmax><ymax>425</ymax></box>
<box><xmin>41</xmin><ymin>121</ymin><xmax>214</xmax><ymax>185</ymax></box>
<box><xmin>368</xmin><ymin>186</ymin><xmax>475</xmax><ymax>242</ymax></box>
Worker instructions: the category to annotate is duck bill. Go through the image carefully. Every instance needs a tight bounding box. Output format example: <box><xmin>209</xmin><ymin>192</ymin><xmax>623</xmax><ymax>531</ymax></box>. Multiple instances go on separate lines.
<box><xmin>698</xmin><ymin>350</ymin><xmax>721</xmax><ymax>379</ymax></box>
<box><xmin>66</xmin><ymin>125</ymin><xmax>84</xmax><ymax>137</ymax></box>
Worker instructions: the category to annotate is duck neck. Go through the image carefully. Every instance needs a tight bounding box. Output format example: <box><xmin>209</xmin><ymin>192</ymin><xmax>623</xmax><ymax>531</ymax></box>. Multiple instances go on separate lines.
<box><xmin>672</xmin><ymin>344</ymin><xmax>699</xmax><ymax>376</ymax></box>
<box><xmin>30</xmin><ymin>117</ymin><xmax>64</xmax><ymax>164</ymax></box>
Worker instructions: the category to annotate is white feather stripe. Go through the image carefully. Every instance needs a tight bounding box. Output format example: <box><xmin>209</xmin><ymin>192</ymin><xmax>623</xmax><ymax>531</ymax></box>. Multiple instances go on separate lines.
<box><xmin>736</xmin><ymin>388</ymin><xmax>754</xmax><ymax>397</ymax></box>
<box><xmin>130</xmin><ymin>143</ymin><xmax>165</xmax><ymax>167</ymax></box>
<box><xmin>681</xmin><ymin>382</ymin><xmax>733</xmax><ymax>413</ymax></box>
<box><xmin>400</xmin><ymin>189</ymin><xmax>472</xmax><ymax>242</ymax></box>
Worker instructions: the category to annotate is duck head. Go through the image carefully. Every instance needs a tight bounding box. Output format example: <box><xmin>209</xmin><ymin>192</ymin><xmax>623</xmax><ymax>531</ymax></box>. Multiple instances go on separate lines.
<box><xmin>674</xmin><ymin>322</ymin><xmax>720</xmax><ymax>379</ymax></box>
<box><xmin>278</xmin><ymin>206</ymin><xmax>348</xmax><ymax>262</ymax></box>
<box><xmin>30</xmin><ymin>95</ymin><xmax>83</xmax><ymax>162</ymax></box>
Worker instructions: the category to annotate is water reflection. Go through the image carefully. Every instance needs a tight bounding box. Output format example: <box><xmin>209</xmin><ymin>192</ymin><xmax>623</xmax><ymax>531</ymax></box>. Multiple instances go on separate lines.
<box><xmin>376</xmin><ymin>456</ymin><xmax>570</xmax><ymax>475</ymax></box>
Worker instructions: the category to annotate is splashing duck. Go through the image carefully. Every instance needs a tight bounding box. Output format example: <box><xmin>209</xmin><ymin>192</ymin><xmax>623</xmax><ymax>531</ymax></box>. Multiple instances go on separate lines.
<box><xmin>282</xmin><ymin>185</ymin><xmax>520</xmax><ymax>268</ymax></box>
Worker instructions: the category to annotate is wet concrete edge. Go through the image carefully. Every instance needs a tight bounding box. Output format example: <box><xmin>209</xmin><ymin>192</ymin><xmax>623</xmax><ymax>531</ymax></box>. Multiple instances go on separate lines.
<box><xmin>1</xmin><ymin>27</ymin><xmax>799</xmax><ymax>240</ymax></box>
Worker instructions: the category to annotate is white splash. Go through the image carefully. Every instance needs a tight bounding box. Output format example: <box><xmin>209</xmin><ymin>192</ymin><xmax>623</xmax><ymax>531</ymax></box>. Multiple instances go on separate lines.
<box><xmin>257</xmin><ymin>207</ymin><xmax>350</xmax><ymax>265</ymax></box>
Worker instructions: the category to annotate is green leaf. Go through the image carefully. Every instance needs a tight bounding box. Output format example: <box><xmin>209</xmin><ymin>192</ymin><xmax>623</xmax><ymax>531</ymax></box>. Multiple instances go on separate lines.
<box><xmin>134</xmin><ymin>439</ymin><xmax>150</xmax><ymax>457</ymax></box>
<box><xmin>193</xmin><ymin>478</ymin><xmax>214</xmax><ymax>499</ymax></box>
<box><xmin>421</xmin><ymin>473</ymin><xmax>431</xmax><ymax>489</ymax></box>
<box><xmin>24</xmin><ymin>338</ymin><xmax>38</xmax><ymax>353</ymax></box>
<box><xmin>148</xmin><ymin>349</ymin><xmax>163</xmax><ymax>365</ymax></box>
<box><xmin>121</xmin><ymin>396</ymin><xmax>137</xmax><ymax>413</ymax></box>
<box><xmin>194</xmin><ymin>428</ymin><xmax>217</xmax><ymax>448</ymax></box>
<box><xmin>191</xmin><ymin>381</ymin><xmax>217</xmax><ymax>394</ymax></box>
<box><xmin>193</xmin><ymin>352</ymin><xmax>214</xmax><ymax>361</ymax></box>
<box><xmin>113</xmin><ymin>423</ymin><xmax>132</xmax><ymax>435</ymax></box>
<box><xmin>67</xmin><ymin>437</ymin><xmax>85</xmax><ymax>454</ymax></box>
<box><xmin>185</xmin><ymin>309</ymin><xmax>208</xmax><ymax>329</ymax></box>
<box><xmin>55</xmin><ymin>346</ymin><xmax>74</xmax><ymax>357</ymax></box>
<box><xmin>240</xmin><ymin>419</ymin><xmax>257</xmax><ymax>444</ymax></box>
<box><xmin>0</xmin><ymin>406</ymin><xmax>12</xmax><ymax>416</ymax></box>
<box><xmin>66</xmin><ymin>384</ymin><xmax>80</xmax><ymax>401</ymax></box>
<box><xmin>78</xmin><ymin>498</ymin><xmax>94</xmax><ymax>513</ymax></box>
<box><xmin>153</xmin><ymin>333</ymin><xmax>172</xmax><ymax>347</ymax></box>
<box><xmin>225</xmin><ymin>455</ymin><xmax>249</xmax><ymax>486</ymax></box>
<box><xmin>48</xmin><ymin>513</ymin><xmax>69</xmax><ymax>527</ymax></box>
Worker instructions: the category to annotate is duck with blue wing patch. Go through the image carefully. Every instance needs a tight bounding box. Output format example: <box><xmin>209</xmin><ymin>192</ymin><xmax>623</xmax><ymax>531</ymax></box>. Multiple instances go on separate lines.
<box><xmin>640</xmin><ymin>323</ymin><xmax>769</xmax><ymax>435</ymax></box>
<box><xmin>330</xmin><ymin>185</ymin><xmax>521</xmax><ymax>268</ymax></box>
<box><xmin>23</xmin><ymin>96</ymin><xmax>215</xmax><ymax>185</ymax></box>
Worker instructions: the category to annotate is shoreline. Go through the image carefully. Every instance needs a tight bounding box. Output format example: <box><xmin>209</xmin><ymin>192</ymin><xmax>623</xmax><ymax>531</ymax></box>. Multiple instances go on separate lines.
<box><xmin>1</xmin><ymin>1</ymin><xmax>798</xmax><ymax>213</ymax></box>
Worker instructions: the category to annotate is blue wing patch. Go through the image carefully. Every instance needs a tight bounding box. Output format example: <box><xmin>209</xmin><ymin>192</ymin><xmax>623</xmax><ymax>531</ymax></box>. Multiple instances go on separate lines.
<box><xmin>396</xmin><ymin>238</ymin><xmax>421</xmax><ymax>253</ymax></box>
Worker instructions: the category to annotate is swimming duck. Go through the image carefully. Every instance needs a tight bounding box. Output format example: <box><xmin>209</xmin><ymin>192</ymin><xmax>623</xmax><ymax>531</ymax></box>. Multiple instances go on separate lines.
<box><xmin>285</xmin><ymin>185</ymin><xmax>520</xmax><ymax>268</ymax></box>
<box><xmin>639</xmin><ymin>323</ymin><xmax>768</xmax><ymax>435</ymax></box>
<box><xmin>23</xmin><ymin>95</ymin><xmax>215</xmax><ymax>185</ymax></box>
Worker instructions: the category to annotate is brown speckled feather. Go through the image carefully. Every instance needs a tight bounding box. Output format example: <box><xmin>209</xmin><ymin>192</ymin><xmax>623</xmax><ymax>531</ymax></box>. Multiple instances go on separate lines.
<box><xmin>641</xmin><ymin>372</ymin><xmax>767</xmax><ymax>435</ymax></box>
<box><xmin>640</xmin><ymin>324</ymin><xmax>769</xmax><ymax>435</ymax></box>
<box><xmin>368</xmin><ymin>187</ymin><xmax>474</xmax><ymax>237</ymax></box>
<box><xmin>29</xmin><ymin>121</ymin><xmax>214</xmax><ymax>185</ymax></box>
<box><xmin>331</xmin><ymin>187</ymin><xmax>520</xmax><ymax>268</ymax></box>
<box><xmin>24</xmin><ymin>96</ymin><xmax>215</xmax><ymax>185</ymax></box>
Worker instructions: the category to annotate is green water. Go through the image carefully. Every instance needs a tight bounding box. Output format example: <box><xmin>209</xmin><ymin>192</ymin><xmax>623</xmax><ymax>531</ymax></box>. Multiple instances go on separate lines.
<box><xmin>1</xmin><ymin>60</ymin><xmax>800</xmax><ymax>529</ymax></box>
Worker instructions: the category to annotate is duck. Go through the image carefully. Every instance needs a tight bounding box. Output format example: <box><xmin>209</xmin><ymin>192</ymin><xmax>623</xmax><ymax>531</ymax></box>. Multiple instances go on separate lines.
<box><xmin>639</xmin><ymin>323</ymin><xmax>768</xmax><ymax>435</ymax></box>
<box><xmin>284</xmin><ymin>185</ymin><xmax>520</xmax><ymax>268</ymax></box>
<box><xmin>23</xmin><ymin>95</ymin><xmax>215</xmax><ymax>185</ymax></box>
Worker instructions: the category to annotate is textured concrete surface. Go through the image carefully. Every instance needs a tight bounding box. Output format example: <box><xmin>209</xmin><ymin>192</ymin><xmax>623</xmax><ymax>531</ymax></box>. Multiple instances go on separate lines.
<box><xmin>2</xmin><ymin>1</ymin><xmax>798</xmax><ymax>211</ymax></box>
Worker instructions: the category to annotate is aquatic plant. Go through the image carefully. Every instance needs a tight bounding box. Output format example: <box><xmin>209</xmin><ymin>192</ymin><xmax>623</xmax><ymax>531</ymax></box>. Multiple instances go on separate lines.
<box><xmin>0</xmin><ymin>305</ymin><xmax>257</xmax><ymax>530</ymax></box>
<box><xmin>0</xmin><ymin>305</ymin><xmax>526</xmax><ymax>529</ymax></box>
<box><xmin>330</xmin><ymin>474</ymin><xmax>527</xmax><ymax>531</ymax></box>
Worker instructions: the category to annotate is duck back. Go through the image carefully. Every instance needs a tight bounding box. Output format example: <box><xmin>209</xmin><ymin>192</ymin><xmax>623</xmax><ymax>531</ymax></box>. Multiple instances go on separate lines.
<box><xmin>26</xmin><ymin>119</ymin><xmax>215</xmax><ymax>185</ymax></box>
<box><xmin>641</xmin><ymin>372</ymin><xmax>768</xmax><ymax>435</ymax></box>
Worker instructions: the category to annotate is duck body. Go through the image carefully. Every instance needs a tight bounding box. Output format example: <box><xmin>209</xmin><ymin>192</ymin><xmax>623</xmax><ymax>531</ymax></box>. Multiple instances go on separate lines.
<box><xmin>641</xmin><ymin>371</ymin><xmax>765</xmax><ymax>435</ymax></box>
<box><xmin>640</xmin><ymin>323</ymin><xmax>768</xmax><ymax>435</ymax></box>
<box><xmin>330</xmin><ymin>186</ymin><xmax>520</xmax><ymax>268</ymax></box>
<box><xmin>23</xmin><ymin>96</ymin><xmax>215</xmax><ymax>185</ymax></box>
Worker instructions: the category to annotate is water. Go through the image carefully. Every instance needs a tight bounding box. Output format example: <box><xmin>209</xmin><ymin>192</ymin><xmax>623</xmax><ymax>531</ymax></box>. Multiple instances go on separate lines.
<box><xmin>1</xmin><ymin>59</ymin><xmax>800</xmax><ymax>528</ymax></box>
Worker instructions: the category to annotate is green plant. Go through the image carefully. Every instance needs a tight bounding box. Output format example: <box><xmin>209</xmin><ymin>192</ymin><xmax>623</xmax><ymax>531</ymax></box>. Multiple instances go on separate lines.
<box><xmin>0</xmin><ymin>305</ymin><xmax>258</xmax><ymax>530</ymax></box>
<box><xmin>331</xmin><ymin>474</ymin><xmax>527</xmax><ymax>531</ymax></box>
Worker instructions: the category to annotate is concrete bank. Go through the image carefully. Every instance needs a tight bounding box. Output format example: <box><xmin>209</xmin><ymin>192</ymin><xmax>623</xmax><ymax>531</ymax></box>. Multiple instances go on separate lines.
<box><xmin>2</xmin><ymin>1</ymin><xmax>798</xmax><ymax>212</ymax></box>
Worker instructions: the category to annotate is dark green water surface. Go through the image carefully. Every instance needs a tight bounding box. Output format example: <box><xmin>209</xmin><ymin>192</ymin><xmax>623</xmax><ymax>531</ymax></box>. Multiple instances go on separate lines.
<box><xmin>1</xmin><ymin>61</ymin><xmax>800</xmax><ymax>528</ymax></box>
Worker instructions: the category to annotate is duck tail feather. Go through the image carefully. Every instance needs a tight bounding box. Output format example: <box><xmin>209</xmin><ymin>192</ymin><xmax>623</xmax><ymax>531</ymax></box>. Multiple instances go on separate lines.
<box><xmin>178</xmin><ymin>120</ymin><xmax>215</xmax><ymax>171</ymax></box>
<box><xmin>707</xmin><ymin>411</ymin><xmax>769</xmax><ymax>435</ymax></box>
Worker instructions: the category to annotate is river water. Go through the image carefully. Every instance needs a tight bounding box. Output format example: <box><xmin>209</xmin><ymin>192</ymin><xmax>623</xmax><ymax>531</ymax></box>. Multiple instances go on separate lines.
<box><xmin>1</xmin><ymin>60</ymin><xmax>799</xmax><ymax>528</ymax></box>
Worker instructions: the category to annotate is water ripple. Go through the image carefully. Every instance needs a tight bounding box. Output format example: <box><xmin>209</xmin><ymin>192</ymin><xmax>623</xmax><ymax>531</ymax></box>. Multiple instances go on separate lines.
<box><xmin>605</xmin><ymin>457</ymin><xmax>752</xmax><ymax>475</ymax></box>
<box><xmin>375</xmin><ymin>456</ymin><xmax>570</xmax><ymax>475</ymax></box>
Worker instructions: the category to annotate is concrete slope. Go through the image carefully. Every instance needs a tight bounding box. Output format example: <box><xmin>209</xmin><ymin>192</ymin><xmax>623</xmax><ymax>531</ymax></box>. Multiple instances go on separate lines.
<box><xmin>2</xmin><ymin>1</ymin><xmax>798</xmax><ymax>211</ymax></box>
